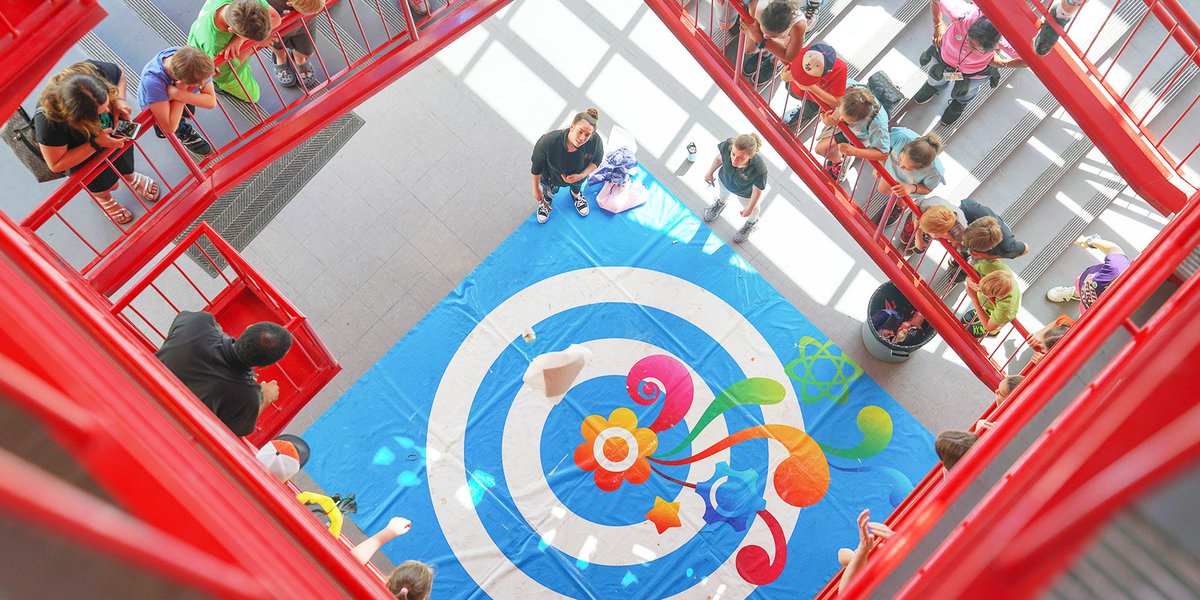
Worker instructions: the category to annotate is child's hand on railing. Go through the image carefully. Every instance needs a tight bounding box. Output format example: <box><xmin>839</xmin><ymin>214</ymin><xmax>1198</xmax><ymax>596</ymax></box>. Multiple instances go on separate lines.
<box><xmin>739</xmin><ymin>19</ymin><xmax>764</xmax><ymax>44</ymax></box>
<box><xmin>891</xmin><ymin>182</ymin><xmax>916</xmax><ymax>196</ymax></box>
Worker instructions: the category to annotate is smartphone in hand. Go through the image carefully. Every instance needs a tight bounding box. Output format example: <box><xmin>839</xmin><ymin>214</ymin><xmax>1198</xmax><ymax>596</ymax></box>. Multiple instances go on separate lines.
<box><xmin>113</xmin><ymin>119</ymin><xmax>142</xmax><ymax>139</ymax></box>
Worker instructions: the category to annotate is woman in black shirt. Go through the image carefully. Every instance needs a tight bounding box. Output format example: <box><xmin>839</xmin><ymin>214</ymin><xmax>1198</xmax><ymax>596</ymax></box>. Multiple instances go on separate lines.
<box><xmin>35</xmin><ymin>61</ymin><xmax>160</xmax><ymax>225</ymax></box>
<box><xmin>530</xmin><ymin>108</ymin><xmax>604</xmax><ymax>224</ymax></box>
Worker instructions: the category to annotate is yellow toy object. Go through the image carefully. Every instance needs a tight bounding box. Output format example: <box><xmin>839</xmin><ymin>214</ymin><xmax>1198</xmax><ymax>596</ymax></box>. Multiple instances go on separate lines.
<box><xmin>296</xmin><ymin>491</ymin><xmax>344</xmax><ymax>539</ymax></box>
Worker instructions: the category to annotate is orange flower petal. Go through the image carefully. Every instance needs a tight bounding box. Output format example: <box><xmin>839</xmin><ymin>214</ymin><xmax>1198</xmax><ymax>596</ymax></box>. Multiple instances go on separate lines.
<box><xmin>574</xmin><ymin>441</ymin><xmax>598</xmax><ymax>471</ymax></box>
<box><xmin>625</xmin><ymin>459</ymin><xmax>652</xmax><ymax>485</ymax></box>
<box><xmin>608</xmin><ymin>407</ymin><xmax>638</xmax><ymax>431</ymax></box>
<box><xmin>594</xmin><ymin>468</ymin><xmax>624</xmax><ymax>492</ymax></box>
<box><xmin>580</xmin><ymin>415</ymin><xmax>608</xmax><ymax>441</ymax></box>
<box><xmin>632</xmin><ymin>428</ymin><xmax>659</xmax><ymax>458</ymax></box>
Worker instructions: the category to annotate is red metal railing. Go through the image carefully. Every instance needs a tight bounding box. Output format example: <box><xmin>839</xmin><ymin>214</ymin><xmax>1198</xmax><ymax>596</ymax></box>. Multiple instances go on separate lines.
<box><xmin>976</xmin><ymin>0</ymin><xmax>1198</xmax><ymax>214</ymax></box>
<box><xmin>894</xmin><ymin>258</ymin><xmax>1200</xmax><ymax>599</ymax></box>
<box><xmin>0</xmin><ymin>210</ymin><xmax>391</xmax><ymax>597</ymax></box>
<box><xmin>0</xmin><ymin>445</ymin><xmax>268</xmax><ymax>599</ymax></box>
<box><xmin>648</xmin><ymin>0</ymin><xmax>1034</xmax><ymax>389</ymax></box>
<box><xmin>836</xmin><ymin>190</ymin><xmax>1200</xmax><ymax>598</ymax></box>
<box><xmin>109</xmin><ymin>222</ymin><xmax>339</xmax><ymax>446</ymax></box>
<box><xmin>0</xmin><ymin>0</ymin><xmax>107</xmax><ymax>123</ymax></box>
<box><xmin>19</xmin><ymin>0</ymin><xmax>514</xmax><ymax>297</ymax></box>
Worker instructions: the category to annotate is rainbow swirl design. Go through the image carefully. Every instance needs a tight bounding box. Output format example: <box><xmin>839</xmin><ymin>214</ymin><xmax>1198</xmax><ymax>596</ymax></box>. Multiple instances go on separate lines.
<box><xmin>574</xmin><ymin>342</ymin><xmax>895</xmax><ymax>585</ymax></box>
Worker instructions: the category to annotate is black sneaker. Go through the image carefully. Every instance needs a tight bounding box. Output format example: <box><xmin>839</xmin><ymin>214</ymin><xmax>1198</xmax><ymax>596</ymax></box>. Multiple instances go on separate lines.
<box><xmin>1034</xmin><ymin>16</ymin><xmax>1070</xmax><ymax>56</ymax></box>
<box><xmin>570</xmin><ymin>188</ymin><xmax>589</xmax><ymax>216</ymax></box>
<box><xmin>913</xmin><ymin>82</ymin><xmax>939</xmax><ymax>104</ymax></box>
<box><xmin>941</xmin><ymin>99</ymin><xmax>966</xmax><ymax>126</ymax></box>
<box><xmin>536</xmin><ymin>199</ymin><xmax>552</xmax><ymax>223</ymax></box>
<box><xmin>176</xmin><ymin>122</ymin><xmax>214</xmax><ymax>157</ymax></box>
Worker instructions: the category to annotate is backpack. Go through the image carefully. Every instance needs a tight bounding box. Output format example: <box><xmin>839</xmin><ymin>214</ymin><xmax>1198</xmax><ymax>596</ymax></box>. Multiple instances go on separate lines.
<box><xmin>867</xmin><ymin>72</ymin><xmax>904</xmax><ymax>117</ymax></box>
<box><xmin>2</xmin><ymin>106</ymin><xmax>64</xmax><ymax>183</ymax></box>
<box><xmin>741</xmin><ymin>52</ymin><xmax>777</xmax><ymax>85</ymax></box>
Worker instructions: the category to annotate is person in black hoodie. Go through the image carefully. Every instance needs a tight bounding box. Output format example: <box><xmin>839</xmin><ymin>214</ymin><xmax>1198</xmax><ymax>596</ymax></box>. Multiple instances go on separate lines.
<box><xmin>531</xmin><ymin>108</ymin><xmax>604</xmax><ymax>224</ymax></box>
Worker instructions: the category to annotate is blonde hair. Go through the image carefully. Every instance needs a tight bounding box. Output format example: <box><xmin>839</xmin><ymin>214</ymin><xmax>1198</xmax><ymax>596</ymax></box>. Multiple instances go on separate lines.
<box><xmin>902</xmin><ymin>132</ymin><xmax>943</xmax><ymax>168</ymax></box>
<box><xmin>733</xmin><ymin>132</ymin><xmax>763</xmax><ymax>155</ymax></box>
<box><xmin>288</xmin><ymin>0</ymin><xmax>326</xmax><ymax>15</ymax></box>
<box><xmin>169</xmin><ymin>46</ymin><xmax>215</xmax><ymax>86</ymax></box>
<box><xmin>227</xmin><ymin>0</ymin><xmax>273</xmax><ymax>41</ymax></box>
<box><xmin>919</xmin><ymin>205</ymin><xmax>959</xmax><ymax>235</ymax></box>
<box><xmin>979</xmin><ymin>269</ymin><xmax>1015</xmax><ymax>298</ymax></box>
<box><xmin>839</xmin><ymin>87</ymin><xmax>879</xmax><ymax>122</ymax></box>
<box><xmin>387</xmin><ymin>561</ymin><xmax>433</xmax><ymax>600</ymax></box>
<box><xmin>962</xmin><ymin>217</ymin><xmax>1003</xmax><ymax>251</ymax></box>
<box><xmin>38</xmin><ymin>62</ymin><xmax>119</xmax><ymax>137</ymax></box>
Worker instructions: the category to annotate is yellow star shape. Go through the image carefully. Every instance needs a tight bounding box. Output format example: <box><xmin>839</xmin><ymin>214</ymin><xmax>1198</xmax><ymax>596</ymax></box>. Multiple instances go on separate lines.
<box><xmin>645</xmin><ymin>496</ymin><xmax>682</xmax><ymax>534</ymax></box>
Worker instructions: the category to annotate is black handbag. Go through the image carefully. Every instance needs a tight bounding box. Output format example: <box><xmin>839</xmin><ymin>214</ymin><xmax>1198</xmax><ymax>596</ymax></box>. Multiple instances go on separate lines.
<box><xmin>2</xmin><ymin>106</ymin><xmax>64</xmax><ymax>183</ymax></box>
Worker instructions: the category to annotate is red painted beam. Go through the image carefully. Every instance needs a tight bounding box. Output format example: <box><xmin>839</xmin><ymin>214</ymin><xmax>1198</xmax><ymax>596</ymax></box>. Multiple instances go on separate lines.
<box><xmin>974</xmin><ymin>0</ymin><xmax>1189</xmax><ymax>214</ymax></box>
<box><xmin>0</xmin><ymin>210</ymin><xmax>392</xmax><ymax>598</ymax></box>
<box><xmin>85</xmin><ymin>0</ymin><xmax>516</xmax><ymax>297</ymax></box>
<box><xmin>895</xmin><ymin>270</ymin><xmax>1200</xmax><ymax>599</ymax></box>
<box><xmin>0</xmin><ymin>446</ymin><xmax>269</xmax><ymax>599</ymax></box>
<box><xmin>0</xmin><ymin>1</ymin><xmax>107</xmax><ymax>123</ymax></box>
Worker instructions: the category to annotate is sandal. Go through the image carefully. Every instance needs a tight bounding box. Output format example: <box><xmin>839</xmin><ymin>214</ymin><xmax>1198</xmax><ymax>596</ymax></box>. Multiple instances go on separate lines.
<box><xmin>295</xmin><ymin>62</ymin><xmax>319</xmax><ymax>90</ymax></box>
<box><xmin>97</xmin><ymin>196</ymin><xmax>133</xmax><ymax>225</ymax></box>
<box><xmin>128</xmin><ymin>172</ymin><xmax>161</xmax><ymax>204</ymax></box>
<box><xmin>274</xmin><ymin>61</ymin><xmax>297</xmax><ymax>88</ymax></box>
<box><xmin>824</xmin><ymin>159</ymin><xmax>844</xmax><ymax>182</ymax></box>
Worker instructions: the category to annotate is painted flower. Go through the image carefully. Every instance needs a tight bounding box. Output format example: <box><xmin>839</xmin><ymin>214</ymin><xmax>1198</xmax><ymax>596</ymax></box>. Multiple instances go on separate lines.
<box><xmin>573</xmin><ymin>407</ymin><xmax>659</xmax><ymax>491</ymax></box>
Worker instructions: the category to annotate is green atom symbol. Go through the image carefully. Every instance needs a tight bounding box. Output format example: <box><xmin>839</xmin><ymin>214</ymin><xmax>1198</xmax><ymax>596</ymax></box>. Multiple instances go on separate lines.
<box><xmin>785</xmin><ymin>336</ymin><xmax>863</xmax><ymax>404</ymax></box>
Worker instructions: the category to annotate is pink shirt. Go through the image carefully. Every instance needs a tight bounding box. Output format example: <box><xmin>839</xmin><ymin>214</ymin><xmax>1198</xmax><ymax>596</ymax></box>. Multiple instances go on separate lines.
<box><xmin>937</xmin><ymin>0</ymin><xmax>1019</xmax><ymax>75</ymax></box>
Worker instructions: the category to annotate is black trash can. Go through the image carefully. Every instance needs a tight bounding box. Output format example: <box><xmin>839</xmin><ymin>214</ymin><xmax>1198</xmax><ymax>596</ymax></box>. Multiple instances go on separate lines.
<box><xmin>861</xmin><ymin>281</ymin><xmax>937</xmax><ymax>362</ymax></box>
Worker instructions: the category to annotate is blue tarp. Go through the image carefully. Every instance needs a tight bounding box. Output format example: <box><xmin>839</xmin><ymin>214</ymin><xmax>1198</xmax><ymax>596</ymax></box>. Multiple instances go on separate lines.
<box><xmin>304</xmin><ymin>167</ymin><xmax>936</xmax><ymax>599</ymax></box>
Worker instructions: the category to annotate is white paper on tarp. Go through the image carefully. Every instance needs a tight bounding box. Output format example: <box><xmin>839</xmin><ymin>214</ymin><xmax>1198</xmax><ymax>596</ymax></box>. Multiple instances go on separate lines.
<box><xmin>522</xmin><ymin>344</ymin><xmax>594</xmax><ymax>401</ymax></box>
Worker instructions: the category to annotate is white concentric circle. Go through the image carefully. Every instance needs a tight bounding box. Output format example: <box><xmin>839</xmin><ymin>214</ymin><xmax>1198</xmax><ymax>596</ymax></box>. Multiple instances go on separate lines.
<box><xmin>593</xmin><ymin>427</ymin><xmax>639</xmax><ymax>472</ymax></box>
<box><xmin>426</xmin><ymin>267</ymin><xmax>808</xmax><ymax>599</ymax></box>
<box><xmin>504</xmin><ymin>339</ymin><xmax>728</xmax><ymax>565</ymax></box>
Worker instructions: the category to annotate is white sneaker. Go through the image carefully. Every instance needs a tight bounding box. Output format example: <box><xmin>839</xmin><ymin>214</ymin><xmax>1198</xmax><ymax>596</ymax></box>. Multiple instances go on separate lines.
<box><xmin>1045</xmin><ymin>285</ymin><xmax>1078</xmax><ymax>303</ymax></box>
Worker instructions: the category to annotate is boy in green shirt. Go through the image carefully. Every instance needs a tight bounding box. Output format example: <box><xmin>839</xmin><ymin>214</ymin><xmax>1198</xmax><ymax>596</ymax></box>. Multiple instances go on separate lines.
<box><xmin>966</xmin><ymin>259</ymin><xmax>1021</xmax><ymax>336</ymax></box>
<box><xmin>187</xmin><ymin>0</ymin><xmax>281</xmax><ymax>103</ymax></box>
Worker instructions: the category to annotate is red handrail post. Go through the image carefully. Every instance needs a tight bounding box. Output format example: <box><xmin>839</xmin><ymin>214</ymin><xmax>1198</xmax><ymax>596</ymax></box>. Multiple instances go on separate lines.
<box><xmin>973</xmin><ymin>0</ymin><xmax>1191</xmax><ymax>215</ymax></box>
